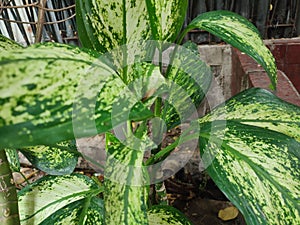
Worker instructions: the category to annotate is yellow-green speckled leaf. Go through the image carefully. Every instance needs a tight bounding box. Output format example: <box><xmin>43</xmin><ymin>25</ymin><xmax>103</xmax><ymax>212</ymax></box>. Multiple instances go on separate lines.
<box><xmin>183</xmin><ymin>10</ymin><xmax>277</xmax><ymax>89</ymax></box>
<box><xmin>148</xmin><ymin>205</ymin><xmax>193</xmax><ymax>225</ymax></box>
<box><xmin>76</xmin><ymin>0</ymin><xmax>151</xmax><ymax>52</ymax></box>
<box><xmin>18</xmin><ymin>174</ymin><xmax>102</xmax><ymax>225</ymax></box>
<box><xmin>76</xmin><ymin>0</ymin><xmax>152</xmax><ymax>83</ymax></box>
<box><xmin>40</xmin><ymin>197</ymin><xmax>104</xmax><ymax>225</ymax></box>
<box><xmin>0</xmin><ymin>43</ymin><xmax>152</xmax><ymax>148</ymax></box>
<box><xmin>163</xmin><ymin>41</ymin><xmax>212</xmax><ymax>128</ymax></box>
<box><xmin>20</xmin><ymin>140</ymin><xmax>78</xmax><ymax>175</ymax></box>
<box><xmin>5</xmin><ymin>148</ymin><xmax>20</xmax><ymax>172</ymax></box>
<box><xmin>145</xmin><ymin>0</ymin><xmax>188</xmax><ymax>42</ymax></box>
<box><xmin>104</xmin><ymin>132</ymin><xmax>149</xmax><ymax>225</ymax></box>
<box><xmin>0</xmin><ymin>34</ymin><xmax>23</xmax><ymax>51</ymax></box>
<box><xmin>200</xmin><ymin>88</ymin><xmax>300</xmax><ymax>142</ymax></box>
<box><xmin>198</xmin><ymin>88</ymin><xmax>300</xmax><ymax>225</ymax></box>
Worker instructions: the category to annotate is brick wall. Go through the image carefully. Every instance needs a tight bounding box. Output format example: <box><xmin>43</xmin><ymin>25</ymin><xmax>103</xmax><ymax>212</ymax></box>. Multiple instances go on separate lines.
<box><xmin>234</xmin><ymin>37</ymin><xmax>300</xmax><ymax>106</ymax></box>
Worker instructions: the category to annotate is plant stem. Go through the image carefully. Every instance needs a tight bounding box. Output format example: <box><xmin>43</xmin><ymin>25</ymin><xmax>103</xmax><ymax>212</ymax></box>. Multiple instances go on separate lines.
<box><xmin>0</xmin><ymin>150</ymin><xmax>20</xmax><ymax>225</ymax></box>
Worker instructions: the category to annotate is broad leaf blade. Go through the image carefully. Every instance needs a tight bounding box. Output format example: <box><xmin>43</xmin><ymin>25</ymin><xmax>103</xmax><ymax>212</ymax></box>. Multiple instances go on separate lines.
<box><xmin>0</xmin><ymin>43</ymin><xmax>152</xmax><ymax>148</ymax></box>
<box><xmin>163</xmin><ymin>41</ymin><xmax>212</xmax><ymax>128</ymax></box>
<box><xmin>201</xmin><ymin>88</ymin><xmax>300</xmax><ymax>141</ymax></box>
<box><xmin>20</xmin><ymin>140</ymin><xmax>78</xmax><ymax>175</ymax></box>
<box><xmin>104</xmin><ymin>133</ymin><xmax>149</xmax><ymax>225</ymax></box>
<box><xmin>198</xmin><ymin>88</ymin><xmax>300</xmax><ymax>225</ymax></box>
<box><xmin>184</xmin><ymin>11</ymin><xmax>277</xmax><ymax>89</ymax></box>
<box><xmin>76</xmin><ymin>0</ymin><xmax>150</xmax><ymax>52</ymax></box>
<box><xmin>76</xmin><ymin>0</ymin><xmax>156</xmax><ymax>83</ymax></box>
<box><xmin>18</xmin><ymin>174</ymin><xmax>102</xmax><ymax>225</ymax></box>
<box><xmin>148</xmin><ymin>205</ymin><xmax>193</xmax><ymax>225</ymax></box>
<box><xmin>0</xmin><ymin>34</ymin><xmax>23</xmax><ymax>51</ymax></box>
<box><xmin>40</xmin><ymin>197</ymin><xmax>104</xmax><ymax>225</ymax></box>
<box><xmin>145</xmin><ymin>0</ymin><xmax>188</xmax><ymax>42</ymax></box>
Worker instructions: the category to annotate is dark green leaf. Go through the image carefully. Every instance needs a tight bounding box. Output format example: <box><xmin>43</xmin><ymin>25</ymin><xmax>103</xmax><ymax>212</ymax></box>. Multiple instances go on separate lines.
<box><xmin>183</xmin><ymin>11</ymin><xmax>277</xmax><ymax>89</ymax></box>
<box><xmin>148</xmin><ymin>205</ymin><xmax>193</xmax><ymax>225</ymax></box>
<box><xmin>198</xmin><ymin>88</ymin><xmax>300</xmax><ymax>225</ymax></box>
<box><xmin>41</xmin><ymin>197</ymin><xmax>104</xmax><ymax>225</ymax></box>
<box><xmin>0</xmin><ymin>34</ymin><xmax>23</xmax><ymax>51</ymax></box>
<box><xmin>20</xmin><ymin>140</ymin><xmax>78</xmax><ymax>175</ymax></box>
<box><xmin>18</xmin><ymin>173</ymin><xmax>102</xmax><ymax>225</ymax></box>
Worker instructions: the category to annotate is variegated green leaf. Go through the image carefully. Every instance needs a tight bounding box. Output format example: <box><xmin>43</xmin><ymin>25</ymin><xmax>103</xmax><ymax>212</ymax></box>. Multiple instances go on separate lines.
<box><xmin>128</xmin><ymin>63</ymin><xmax>165</xmax><ymax>100</ymax></box>
<box><xmin>163</xmin><ymin>41</ymin><xmax>212</xmax><ymax>128</ymax></box>
<box><xmin>182</xmin><ymin>11</ymin><xmax>277</xmax><ymax>89</ymax></box>
<box><xmin>148</xmin><ymin>205</ymin><xmax>193</xmax><ymax>225</ymax></box>
<box><xmin>18</xmin><ymin>174</ymin><xmax>103</xmax><ymax>225</ymax></box>
<box><xmin>40</xmin><ymin>197</ymin><xmax>104</xmax><ymax>225</ymax></box>
<box><xmin>104</xmin><ymin>132</ymin><xmax>150</xmax><ymax>225</ymax></box>
<box><xmin>76</xmin><ymin>0</ymin><xmax>151</xmax><ymax>52</ymax></box>
<box><xmin>76</xmin><ymin>0</ymin><xmax>159</xmax><ymax>83</ymax></box>
<box><xmin>41</xmin><ymin>197</ymin><xmax>194</xmax><ymax>225</ymax></box>
<box><xmin>200</xmin><ymin>88</ymin><xmax>300</xmax><ymax>141</ymax></box>
<box><xmin>145</xmin><ymin>0</ymin><xmax>188</xmax><ymax>42</ymax></box>
<box><xmin>0</xmin><ymin>34</ymin><xmax>23</xmax><ymax>51</ymax></box>
<box><xmin>20</xmin><ymin>140</ymin><xmax>78</xmax><ymax>175</ymax></box>
<box><xmin>198</xmin><ymin>88</ymin><xmax>300</xmax><ymax>225</ymax></box>
<box><xmin>0</xmin><ymin>43</ymin><xmax>152</xmax><ymax>148</ymax></box>
<box><xmin>5</xmin><ymin>148</ymin><xmax>20</xmax><ymax>172</ymax></box>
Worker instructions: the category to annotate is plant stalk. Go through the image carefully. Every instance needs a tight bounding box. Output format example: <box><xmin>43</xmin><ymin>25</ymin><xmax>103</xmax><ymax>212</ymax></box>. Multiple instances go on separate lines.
<box><xmin>0</xmin><ymin>150</ymin><xmax>20</xmax><ymax>225</ymax></box>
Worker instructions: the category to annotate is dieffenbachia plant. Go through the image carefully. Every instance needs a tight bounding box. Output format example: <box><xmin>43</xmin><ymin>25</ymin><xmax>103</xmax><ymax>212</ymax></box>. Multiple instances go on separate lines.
<box><xmin>0</xmin><ymin>0</ymin><xmax>299</xmax><ymax>224</ymax></box>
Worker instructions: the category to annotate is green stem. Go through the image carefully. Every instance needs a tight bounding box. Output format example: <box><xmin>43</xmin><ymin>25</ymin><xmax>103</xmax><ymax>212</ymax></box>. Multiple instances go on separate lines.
<box><xmin>145</xmin><ymin>138</ymin><xmax>180</xmax><ymax>166</ymax></box>
<box><xmin>146</xmin><ymin>126</ymin><xmax>199</xmax><ymax>166</ymax></box>
<box><xmin>154</xmin><ymin>98</ymin><xmax>162</xmax><ymax>117</ymax></box>
<box><xmin>0</xmin><ymin>150</ymin><xmax>20</xmax><ymax>225</ymax></box>
<box><xmin>155</xmin><ymin>41</ymin><xmax>163</xmax><ymax>118</ymax></box>
<box><xmin>122</xmin><ymin>0</ymin><xmax>128</xmax><ymax>84</ymax></box>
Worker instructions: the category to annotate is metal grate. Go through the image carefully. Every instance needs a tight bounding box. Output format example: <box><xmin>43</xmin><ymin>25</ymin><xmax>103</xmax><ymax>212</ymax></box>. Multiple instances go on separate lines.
<box><xmin>0</xmin><ymin>0</ymin><xmax>77</xmax><ymax>46</ymax></box>
<box><xmin>1</xmin><ymin>0</ymin><xmax>299</xmax><ymax>46</ymax></box>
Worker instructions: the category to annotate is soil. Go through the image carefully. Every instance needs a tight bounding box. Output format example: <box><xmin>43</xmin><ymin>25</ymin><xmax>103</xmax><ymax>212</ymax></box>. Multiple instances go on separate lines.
<box><xmin>164</xmin><ymin>169</ymin><xmax>247</xmax><ymax>225</ymax></box>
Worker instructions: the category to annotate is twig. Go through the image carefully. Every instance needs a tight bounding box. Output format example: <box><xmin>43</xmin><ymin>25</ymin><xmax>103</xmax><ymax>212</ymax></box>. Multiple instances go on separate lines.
<box><xmin>0</xmin><ymin>17</ymin><xmax>36</xmax><ymax>24</ymax></box>
<box><xmin>0</xmin><ymin>2</ymin><xmax>38</xmax><ymax>9</ymax></box>
<box><xmin>35</xmin><ymin>0</ymin><xmax>47</xmax><ymax>43</ymax></box>
<box><xmin>44</xmin><ymin>13</ymin><xmax>75</xmax><ymax>24</ymax></box>
<box><xmin>36</xmin><ymin>4</ymin><xmax>75</xmax><ymax>12</ymax></box>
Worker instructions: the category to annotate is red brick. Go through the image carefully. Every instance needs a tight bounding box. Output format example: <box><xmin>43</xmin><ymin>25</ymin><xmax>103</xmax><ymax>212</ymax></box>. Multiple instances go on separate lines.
<box><xmin>269</xmin><ymin>44</ymin><xmax>287</xmax><ymax>66</ymax></box>
<box><xmin>284</xmin><ymin>64</ymin><xmax>300</xmax><ymax>92</ymax></box>
<box><xmin>286</xmin><ymin>44</ymin><xmax>300</xmax><ymax>64</ymax></box>
<box><xmin>233</xmin><ymin>39</ymin><xmax>300</xmax><ymax>106</ymax></box>
<box><xmin>249</xmin><ymin>70</ymin><xmax>300</xmax><ymax>106</ymax></box>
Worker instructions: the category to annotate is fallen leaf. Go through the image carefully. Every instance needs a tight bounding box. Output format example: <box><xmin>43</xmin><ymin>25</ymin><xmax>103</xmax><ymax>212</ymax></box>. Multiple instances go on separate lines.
<box><xmin>218</xmin><ymin>206</ymin><xmax>239</xmax><ymax>221</ymax></box>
